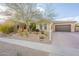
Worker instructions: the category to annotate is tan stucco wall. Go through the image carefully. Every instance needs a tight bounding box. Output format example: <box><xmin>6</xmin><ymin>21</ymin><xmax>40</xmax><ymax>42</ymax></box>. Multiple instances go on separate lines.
<box><xmin>71</xmin><ymin>23</ymin><xmax>75</xmax><ymax>32</ymax></box>
<box><xmin>75</xmin><ymin>26</ymin><xmax>79</xmax><ymax>32</ymax></box>
<box><xmin>75</xmin><ymin>24</ymin><xmax>79</xmax><ymax>32</ymax></box>
<box><xmin>36</xmin><ymin>23</ymin><xmax>53</xmax><ymax>32</ymax></box>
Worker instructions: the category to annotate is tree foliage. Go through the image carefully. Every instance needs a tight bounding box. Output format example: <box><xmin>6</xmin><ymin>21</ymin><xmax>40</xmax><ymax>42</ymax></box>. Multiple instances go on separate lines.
<box><xmin>3</xmin><ymin>3</ymin><xmax>56</xmax><ymax>20</ymax></box>
<box><xmin>4</xmin><ymin>3</ymin><xmax>43</xmax><ymax>21</ymax></box>
<box><xmin>43</xmin><ymin>4</ymin><xmax>57</xmax><ymax>19</ymax></box>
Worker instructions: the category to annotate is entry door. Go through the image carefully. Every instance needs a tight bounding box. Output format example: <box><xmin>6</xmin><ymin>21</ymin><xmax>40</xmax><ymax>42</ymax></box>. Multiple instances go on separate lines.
<box><xmin>55</xmin><ymin>25</ymin><xmax>71</xmax><ymax>32</ymax></box>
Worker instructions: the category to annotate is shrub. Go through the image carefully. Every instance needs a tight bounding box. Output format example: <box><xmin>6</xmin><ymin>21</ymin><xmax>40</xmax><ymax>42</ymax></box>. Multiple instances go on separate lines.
<box><xmin>41</xmin><ymin>31</ymin><xmax>44</xmax><ymax>34</ymax></box>
<box><xmin>41</xmin><ymin>31</ymin><xmax>48</xmax><ymax>36</ymax></box>
<box><xmin>29</xmin><ymin>23</ymin><xmax>36</xmax><ymax>31</ymax></box>
<box><xmin>44</xmin><ymin>32</ymin><xmax>48</xmax><ymax>36</ymax></box>
<box><xmin>8</xmin><ymin>26</ymin><xmax>14</xmax><ymax>33</ymax></box>
<box><xmin>0</xmin><ymin>23</ymin><xmax>14</xmax><ymax>34</ymax></box>
<box><xmin>35</xmin><ymin>29</ymin><xmax>40</xmax><ymax>32</ymax></box>
<box><xmin>39</xmin><ymin>35</ymin><xmax>45</xmax><ymax>39</ymax></box>
<box><xmin>19</xmin><ymin>31</ymin><xmax>28</xmax><ymax>37</ymax></box>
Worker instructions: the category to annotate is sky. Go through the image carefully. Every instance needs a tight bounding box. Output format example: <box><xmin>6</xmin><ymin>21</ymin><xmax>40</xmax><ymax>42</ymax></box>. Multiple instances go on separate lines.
<box><xmin>37</xmin><ymin>3</ymin><xmax>79</xmax><ymax>18</ymax></box>
<box><xmin>53</xmin><ymin>3</ymin><xmax>79</xmax><ymax>19</ymax></box>
<box><xmin>37</xmin><ymin>3</ymin><xmax>79</xmax><ymax>21</ymax></box>
<box><xmin>0</xmin><ymin>3</ymin><xmax>79</xmax><ymax>21</ymax></box>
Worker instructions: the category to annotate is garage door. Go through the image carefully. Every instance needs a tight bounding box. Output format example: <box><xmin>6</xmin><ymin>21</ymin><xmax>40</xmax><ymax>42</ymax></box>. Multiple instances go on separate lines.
<box><xmin>55</xmin><ymin>25</ymin><xmax>71</xmax><ymax>32</ymax></box>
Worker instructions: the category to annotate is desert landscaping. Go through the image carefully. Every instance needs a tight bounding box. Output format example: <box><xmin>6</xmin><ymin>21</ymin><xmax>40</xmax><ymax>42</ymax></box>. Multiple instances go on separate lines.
<box><xmin>0</xmin><ymin>19</ymin><xmax>51</xmax><ymax>44</ymax></box>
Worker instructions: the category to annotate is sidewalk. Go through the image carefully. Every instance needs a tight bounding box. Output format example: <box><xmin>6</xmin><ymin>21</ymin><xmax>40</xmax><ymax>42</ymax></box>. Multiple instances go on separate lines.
<box><xmin>0</xmin><ymin>38</ymin><xmax>52</xmax><ymax>52</ymax></box>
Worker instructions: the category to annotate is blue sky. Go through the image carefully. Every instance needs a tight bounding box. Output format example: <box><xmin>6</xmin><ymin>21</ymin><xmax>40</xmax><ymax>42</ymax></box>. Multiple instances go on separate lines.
<box><xmin>52</xmin><ymin>3</ymin><xmax>79</xmax><ymax>19</ymax></box>
<box><xmin>37</xmin><ymin>3</ymin><xmax>79</xmax><ymax>19</ymax></box>
<box><xmin>1</xmin><ymin>3</ymin><xmax>79</xmax><ymax>21</ymax></box>
<box><xmin>1</xmin><ymin>3</ymin><xmax>79</xmax><ymax>19</ymax></box>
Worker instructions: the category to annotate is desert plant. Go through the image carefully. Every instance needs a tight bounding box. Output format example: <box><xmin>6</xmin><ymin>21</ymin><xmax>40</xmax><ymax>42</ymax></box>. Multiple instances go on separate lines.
<box><xmin>39</xmin><ymin>35</ymin><xmax>45</xmax><ymax>41</ymax></box>
<box><xmin>0</xmin><ymin>19</ymin><xmax>15</xmax><ymax>34</ymax></box>
<box><xmin>41</xmin><ymin>31</ymin><xmax>45</xmax><ymax>34</ymax></box>
<box><xmin>35</xmin><ymin>29</ymin><xmax>40</xmax><ymax>32</ymax></box>
<box><xmin>39</xmin><ymin>35</ymin><xmax>45</xmax><ymax>39</ymax></box>
<box><xmin>29</xmin><ymin>23</ymin><xmax>36</xmax><ymax>31</ymax></box>
<box><xmin>19</xmin><ymin>31</ymin><xmax>29</xmax><ymax>37</ymax></box>
<box><xmin>40</xmin><ymin>31</ymin><xmax>48</xmax><ymax>36</ymax></box>
<box><xmin>0</xmin><ymin>24</ymin><xmax>14</xmax><ymax>34</ymax></box>
<box><xmin>44</xmin><ymin>32</ymin><xmax>48</xmax><ymax>36</ymax></box>
<box><xmin>8</xmin><ymin>26</ymin><xmax>14</xmax><ymax>33</ymax></box>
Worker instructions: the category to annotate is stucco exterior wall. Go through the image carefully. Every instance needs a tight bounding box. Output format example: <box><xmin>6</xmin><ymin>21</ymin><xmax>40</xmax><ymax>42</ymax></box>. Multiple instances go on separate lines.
<box><xmin>75</xmin><ymin>26</ymin><xmax>79</xmax><ymax>32</ymax></box>
<box><xmin>71</xmin><ymin>23</ymin><xmax>75</xmax><ymax>32</ymax></box>
<box><xmin>75</xmin><ymin>24</ymin><xmax>79</xmax><ymax>32</ymax></box>
<box><xmin>36</xmin><ymin>23</ymin><xmax>53</xmax><ymax>32</ymax></box>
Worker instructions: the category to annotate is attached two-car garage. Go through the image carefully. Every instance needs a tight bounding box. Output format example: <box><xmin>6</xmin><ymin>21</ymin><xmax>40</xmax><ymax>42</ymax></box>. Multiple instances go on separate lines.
<box><xmin>55</xmin><ymin>25</ymin><xmax>71</xmax><ymax>32</ymax></box>
<box><xmin>53</xmin><ymin>21</ymin><xmax>76</xmax><ymax>32</ymax></box>
<box><xmin>52</xmin><ymin>21</ymin><xmax>76</xmax><ymax>32</ymax></box>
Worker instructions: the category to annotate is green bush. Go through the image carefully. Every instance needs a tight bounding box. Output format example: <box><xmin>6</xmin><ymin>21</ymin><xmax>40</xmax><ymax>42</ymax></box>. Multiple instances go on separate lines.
<box><xmin>0</xmin><ymin>24</ymin><xmax>14</xmax><ymax>34</ymax></box>
<box><xmin>29</xmin><ymin>23</ymin><xmax>36</xmax><ymax>31</ymax></box>
<box><xmin>41</xmin><ymin>31</ymin><xmax>48</xmax><ymax>36</ymax></box>
<box><xmin>35</xmin><ymin>29</ymin><xmax>40</xmax><ymax>32</ymax></box>
<box><xmin>41</xmin><ymin>31</ymin><xmax>44</xmax><ymax>34</ymax></box>
<box><xmin>19</xmin><ymin>31</ymin><xmax>28</xmax><ymax>36</ymax></box>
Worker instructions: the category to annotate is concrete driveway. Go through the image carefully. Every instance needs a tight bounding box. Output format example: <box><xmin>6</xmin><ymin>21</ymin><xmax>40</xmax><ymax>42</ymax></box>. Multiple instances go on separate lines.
<box><xmin>50</xmin><ymin>32</ymin><xmax>79</xmax><ymax>56</ymax></box>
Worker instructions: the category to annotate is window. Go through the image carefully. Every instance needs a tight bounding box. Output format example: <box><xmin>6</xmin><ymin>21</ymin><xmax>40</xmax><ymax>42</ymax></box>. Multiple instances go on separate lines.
<box><xmin>44</xmin><ymin>24</ymin><xmax>47</xmax><ymax>30</ymax></box>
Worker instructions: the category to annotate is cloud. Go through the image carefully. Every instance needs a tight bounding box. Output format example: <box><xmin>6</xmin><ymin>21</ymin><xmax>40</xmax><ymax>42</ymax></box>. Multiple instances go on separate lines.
<box><xmin>37</xmin><ymin>7</ymin><xmax>45</xmax><ymax>12</ymax></box>
<box><xmin>55</xmin><ymin>16</ymin><xmax>79</xmax><ymax>22</ymax></box>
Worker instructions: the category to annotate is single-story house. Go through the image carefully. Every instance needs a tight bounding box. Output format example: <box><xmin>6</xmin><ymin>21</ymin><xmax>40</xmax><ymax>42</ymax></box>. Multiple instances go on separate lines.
<box><xmin>7</xmin><ymin>18</ymin><xmax>79</xmax><ymax>32</ymax></box>
<box><xmin>36</xmin><ymin>20</ymin><xmax>79</xmax><ymax>32</ymax></box>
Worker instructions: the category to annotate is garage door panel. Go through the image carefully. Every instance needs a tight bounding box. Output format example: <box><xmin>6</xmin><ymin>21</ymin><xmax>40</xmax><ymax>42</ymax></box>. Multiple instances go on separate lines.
<box><xmin>55</xmin><ymin>25</ymin><xmax>71</xmax><ymax>32</ymax></box>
